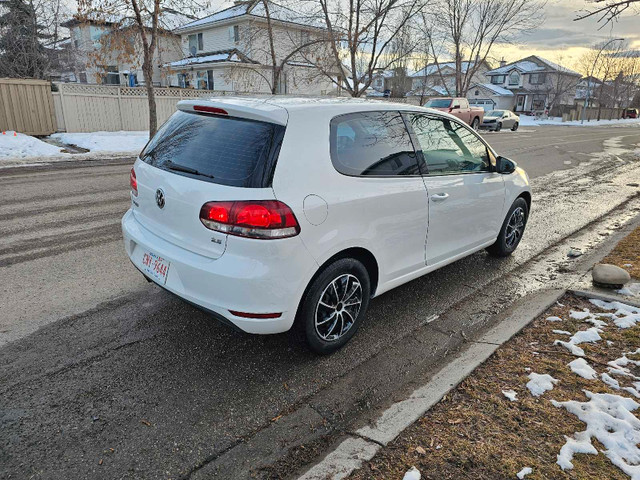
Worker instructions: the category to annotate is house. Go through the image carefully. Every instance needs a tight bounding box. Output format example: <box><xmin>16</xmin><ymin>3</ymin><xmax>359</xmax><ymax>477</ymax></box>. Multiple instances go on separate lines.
<box><xmin>574</xmin><ymin>76</ymin><xmax>603</xmax><ymax>107</ymax></box>
<box><xmin>467</xmin><ymin>83</ymin><xmax>514</xmax><ymax>111</ymax></box>
<box><xmin>370</xmin><ymin>67</ymin><xmax>414</xmax><ymax>97</ymax></box>
<box><xmin>481</xmin><ymin>55</ymin><xmax>581</xmax><ymax>113</ymax></box>
<box><xmin>409</xmin><ymin>60</ymin><xmax>491</xmax><ymax>97</ymax></box>
<box><xmin>60</xmin><ymin>9</ymin><xmax>190</xmax><ymax>86</ymax></box>
<box><xmin>164</xmin><ymin>0</ymin><xmax>340</xmax><ymax>94</ymax></box>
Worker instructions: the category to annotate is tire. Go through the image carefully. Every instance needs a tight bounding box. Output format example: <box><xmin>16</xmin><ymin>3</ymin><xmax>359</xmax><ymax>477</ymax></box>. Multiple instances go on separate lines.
<box><xmin>471</xmin><ymin>117</ymin><xmax>480</xmax><ymax>130</ymax></box>
<box><xmin>495</xmin><ymin>122</ymin><xmax>502</xmax><ymax>132</ymax></box>
<box><xmin>296</xmin><ymin>258</ymin><xmax>371</xmax><ymax>354</ymax></box>
<box><xmin>486</xmin><ymin>198</ymin><xmax>529</xmax><ymax>257</ymax></box>
<box><xmin>511</xmin><ymin>122</ymin><xmax>519</xmax><ymax>131</ymax></box>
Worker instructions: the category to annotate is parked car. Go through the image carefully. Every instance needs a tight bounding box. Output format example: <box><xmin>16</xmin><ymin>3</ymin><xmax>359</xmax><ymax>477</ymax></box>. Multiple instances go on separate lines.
<box><xmin>623</xmin><ymin>108</ymin><xmax>638</xmax><ymax>119</ymax></box>
<box><xmin>423</xmin><ymin>97</ymin><xmax>484</xmax><ymax>129</ymax></box>
<box><xmin>480</xmin><ymin>110</ymin><xmax>520</xmax><ymax>132</ymax></box>
<box><xmin>122</xmin><ymin>98</ymin><xmax>531</xmax><ymax>354</ymax></box>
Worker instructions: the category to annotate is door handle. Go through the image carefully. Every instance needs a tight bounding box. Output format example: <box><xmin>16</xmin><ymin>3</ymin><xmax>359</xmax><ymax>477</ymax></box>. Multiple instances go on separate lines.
<box><xmin>431</xmin><ymin>193</ymin><xmax>449</xmax><ymax>201</ymax></box>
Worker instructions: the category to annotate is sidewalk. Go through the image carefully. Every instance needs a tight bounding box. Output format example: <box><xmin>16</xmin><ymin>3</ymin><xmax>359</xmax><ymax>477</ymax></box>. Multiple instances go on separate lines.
<box><xmin>345</xmin><ymin>227</ymin><xmax>640</xmax><ymax>480</ymax></box>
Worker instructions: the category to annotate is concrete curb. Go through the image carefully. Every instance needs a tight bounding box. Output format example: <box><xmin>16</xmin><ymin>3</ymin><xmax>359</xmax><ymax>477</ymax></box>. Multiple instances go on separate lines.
<box><xmin>571</xmin><ymin>289</ymin><xmax>640</xmax><ymax>309</ymax></box>
<box><xmin>297</xmin><ymin>288</ymin><xmax>566</xmax><ymax>480</ymax></box>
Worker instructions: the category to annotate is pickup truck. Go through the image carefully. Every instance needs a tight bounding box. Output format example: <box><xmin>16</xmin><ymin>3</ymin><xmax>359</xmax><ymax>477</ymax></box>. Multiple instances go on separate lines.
<box><xmin>423</xmin><ymin>97</ymin><xmax>484</xmax><ymax>130</ymax></box>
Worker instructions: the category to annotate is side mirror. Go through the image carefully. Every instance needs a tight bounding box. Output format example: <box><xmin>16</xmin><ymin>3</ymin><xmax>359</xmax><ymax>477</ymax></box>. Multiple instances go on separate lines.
<box><xmin>495</xmin><ymin>156</ymin><xmax>517</xmax><ymax>174</ymax></box>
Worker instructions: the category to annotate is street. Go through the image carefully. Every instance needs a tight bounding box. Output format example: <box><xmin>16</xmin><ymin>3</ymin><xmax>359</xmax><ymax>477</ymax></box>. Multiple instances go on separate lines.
<box><xmin>1</xmin><ymin>125</ymin><xmax>640</xmax><ymax>479</ymax></box>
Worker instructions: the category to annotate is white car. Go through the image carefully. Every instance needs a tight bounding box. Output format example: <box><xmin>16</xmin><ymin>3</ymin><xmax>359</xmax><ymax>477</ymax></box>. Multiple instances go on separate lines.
<box><xmin>122</xmin><ymin>98</ymin><xmax>531</xmax><ymax>354</ymax></box>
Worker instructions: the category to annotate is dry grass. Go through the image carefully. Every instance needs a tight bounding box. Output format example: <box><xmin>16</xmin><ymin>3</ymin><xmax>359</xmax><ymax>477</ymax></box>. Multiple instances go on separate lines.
<box><xmin>348</xmin><ymin>294</ymin><xmax>640</xmax><ymax>480</ymax></box>
<box><xmin>603</xmin><ymin>225</ymin><xmax>640</xmax><ymax>279</ymax></box>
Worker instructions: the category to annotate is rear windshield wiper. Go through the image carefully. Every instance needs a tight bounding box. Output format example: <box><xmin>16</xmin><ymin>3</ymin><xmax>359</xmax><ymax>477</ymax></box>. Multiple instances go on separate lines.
<box><xmin>164</xmin><ymin>160</ymin><xmax>215</xmax><ymax>179</ymax></box>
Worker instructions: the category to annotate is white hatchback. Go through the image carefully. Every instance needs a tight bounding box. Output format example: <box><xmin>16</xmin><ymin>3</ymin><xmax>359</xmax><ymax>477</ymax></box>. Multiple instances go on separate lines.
<box><xmin>122</xmin><ymin>97</ymin><xmax>531</xmax><ymax>353</ymax></box>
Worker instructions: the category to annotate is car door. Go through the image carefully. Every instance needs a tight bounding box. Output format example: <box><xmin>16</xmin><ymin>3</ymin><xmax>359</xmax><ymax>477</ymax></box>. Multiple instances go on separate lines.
<box><xmin>405</xmin><ymin>113</ymin><xmax>506</xmax><ymax>266</ymax></box>
<box><xmin>503</xmin><ymin>112</ymin><xmax>514</xmax><ymax>129</ymax></box>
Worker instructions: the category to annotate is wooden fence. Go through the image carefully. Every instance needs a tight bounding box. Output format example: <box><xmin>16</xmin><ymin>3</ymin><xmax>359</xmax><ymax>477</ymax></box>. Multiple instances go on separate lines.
<box><xmin>52</xmin><ymin>83</ymin><xmax>259</xmax><ymax>133</ymax></box>
<box><xmin>0</xmin><ymin>78</ymin><xmax>57</xmax><ymax>135</ymax></box>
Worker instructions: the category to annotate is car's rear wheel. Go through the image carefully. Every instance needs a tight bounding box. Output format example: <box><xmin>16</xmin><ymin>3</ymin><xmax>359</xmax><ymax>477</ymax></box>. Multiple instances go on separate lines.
<box><xmin>486</xmin><ymin>197</ymin><xmax>528</xmax><ymax>257</ymax></box>
<box><xmin>511</xmin><ymin>121</ymin><xmax>519</xmax><ymax>131</ymax></box>
<box><xmin>297</xmin><ymin>258</ymin><xmax>371</xmax><ymax>354</ymax></box>
<box><xmin>471</xmin><ymin>117</ymin><xmax>480</xmax><ymax>130</ymax></box>
<box><xmin>495</xmin><ymin>122</ymin><xmax>502</xmax><ymax>132</ymax></box>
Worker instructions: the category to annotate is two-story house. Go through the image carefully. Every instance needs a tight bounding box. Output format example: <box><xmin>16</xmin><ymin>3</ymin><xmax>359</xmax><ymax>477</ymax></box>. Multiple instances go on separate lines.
<box><xmin>164</xmin><ymin>0</ymin><xmax>340</xmax><ymax>94</ymax></box>
<box><xmin>408</xmin><ymin>60</ymin><xmax>491</xmax><ymax>97</ymax></box>
<box><xmin>470</xmin><ymin>56</ymin><xmax>581</xmax><ymax>113</ymax></box>
<box><xmin>61</xmin><ymin>11</ymin><xmax>188</xmax><ymax>86</ymax></box>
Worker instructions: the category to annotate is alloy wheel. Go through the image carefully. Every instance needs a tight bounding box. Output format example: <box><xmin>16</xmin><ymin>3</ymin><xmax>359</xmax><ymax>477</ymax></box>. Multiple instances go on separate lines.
<box><xmin>505</xmin><ymin>206</ymin><xmax>525</xmax><ymax>248</ymax></box>
<box><xmin>314</xmin><ymin>274</ymin><xmax>363</xmax><ymax>341</ymax></box>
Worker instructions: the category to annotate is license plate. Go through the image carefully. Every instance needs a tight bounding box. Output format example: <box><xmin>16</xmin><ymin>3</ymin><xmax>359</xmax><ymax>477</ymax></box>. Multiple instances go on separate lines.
<box><xmin>141</xmin><ymin>250</ymin><xmax>170</xmax><ymax>285</ymax></box>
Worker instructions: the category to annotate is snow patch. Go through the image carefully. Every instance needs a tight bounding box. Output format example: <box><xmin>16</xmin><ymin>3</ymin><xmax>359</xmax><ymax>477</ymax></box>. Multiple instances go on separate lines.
<box><xmin>0</xmin><ymin>131</ymin><xmax>67</xmax><ymax>161</ymax></box>
<box><xmin>554</xmin><ymin>340</ymin><xmax>585</xmax><ymax>357</ymax></box>
<box><xmin>618</xmin><ymin>283</ymin><xmax>640</xmax><ymax>297</ymax></box>
<box><xmin>403</xmin><ymin>466</ymin><xmax>421</xmax><ymax>480</ymax></box>
<box><xmin>569</xmin><ymin>358</ymin><xmax>597</xmax><ymax>380</ymax></box>
<box><xmin>502</xmin><ymin>389</ymin><xmax>518</xmax><ymax>401</ymax></box>
<box><xmin>590</xmin><ymin>299</ymin><xmax>640</xmax><ymax>329</ymax></box>
<box><xmin>50</xmin><ymin>131</ymin><xmax>149</xmax><ymax>154</ymax></box>
<box><xmin>552</xmin><ymin>390</ymin><xmax>640</xmax><ymax>476</ymax></box>
<box><xmin>570</xmin><ymin>309</ymin><xmax>591</xmax><ymax>320</ymax></box>
<box><xmin>553</xmin><ymin>330</ymin><xmax>572</xmax><ymax>335</ymax></box>
<box><xmin>546</xmin><ymin>316</ymin><xmax>562</xmax><ymax>322</ymax></box>
<box><xmin>516</xmin><ymin>467</ymin><xmax>532</xmax><ymax>479</ymax></box>
<box><xmin>569</xmin><ymin>327</ymin><xmax>602</xmax><ymax>345</ymax></box>
<box><xmin>526</xmin><ymin>373</ymin><xmax>558</xmax><ymax>397</ymax></box>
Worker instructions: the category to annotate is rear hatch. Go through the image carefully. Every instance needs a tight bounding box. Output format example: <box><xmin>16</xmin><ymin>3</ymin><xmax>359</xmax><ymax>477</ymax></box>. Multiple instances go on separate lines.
<box><xmin>131</xmin><ymin>101</ymin><xmax>287</xmax><ymax>259</ymax></box>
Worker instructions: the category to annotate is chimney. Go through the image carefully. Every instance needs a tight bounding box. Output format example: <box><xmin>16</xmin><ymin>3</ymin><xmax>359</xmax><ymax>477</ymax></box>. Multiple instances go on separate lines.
<box><xmin>499</xmin><ymin>57</ymin><xmax>506</xmax><ymax>68</ymax></box>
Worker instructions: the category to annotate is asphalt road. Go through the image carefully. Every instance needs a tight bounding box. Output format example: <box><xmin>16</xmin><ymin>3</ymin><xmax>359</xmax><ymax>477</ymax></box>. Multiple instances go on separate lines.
<box><xmin>1</xmin><ymin>125</ymin><xmax>640</xmax><ymax>479</ymax></box>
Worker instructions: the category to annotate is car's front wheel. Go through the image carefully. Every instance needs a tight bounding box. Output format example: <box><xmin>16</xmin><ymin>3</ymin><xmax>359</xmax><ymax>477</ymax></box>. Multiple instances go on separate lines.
<box><xmin>486</xmin><ymin>197</ymin><xmax>529</xmax><ymax>257</ymax></box>
<box><xmin>297</xmin><ymin>258</ymin><xmax>371</xmax><ymax>354</ymax></box>
<box><xmin>495</xmin><ymin>122</ymin><xmax>502</xmax><ymax>132</ymax></box>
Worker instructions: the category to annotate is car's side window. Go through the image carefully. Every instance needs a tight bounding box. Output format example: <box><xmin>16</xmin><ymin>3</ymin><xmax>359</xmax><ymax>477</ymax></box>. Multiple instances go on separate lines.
<box><xmin>330</xmin><ymin>111</ymin><xmax>421</xmax><ymax>176</ymax></box>
<box><xmin>408</xmin><ymin>114</ymin><xmax>490</xmax><ymax>175</ymax></box>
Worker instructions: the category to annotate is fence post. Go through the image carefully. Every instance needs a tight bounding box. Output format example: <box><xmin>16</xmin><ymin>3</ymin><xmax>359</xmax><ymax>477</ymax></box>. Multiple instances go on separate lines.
<box><xmin>117</xmin><ymin>86</ymin><xmax>124</xmax><ymax>130</ymax></box>
<box><xmin>58</xmin><ymin>83</ymin><xmax>69</xmax><ymax>133</ymax></box>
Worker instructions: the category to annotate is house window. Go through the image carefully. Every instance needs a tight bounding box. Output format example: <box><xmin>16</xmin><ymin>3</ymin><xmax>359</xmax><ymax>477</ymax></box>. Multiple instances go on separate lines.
<box><xmin>475</xmin><ymin>90</ymin><xmax>480</xmax><ymax>95</ymax></box>
<box><xmin>188</xmin><ymin>33</ymin><xmax>203</xmax><ymax>54</ymax></box>
<box><xmin>532</xmin><ymin>94</ymin><xmax>546</xmax><ymax>110</ymax></box>
<box><xmin>491</xmin><ymin>75</ymin><xmax>505</xmax><ymax>85</ymax></box>
<box><xmin>102</xmin><ymin>65</ymin><xmax>120</xmax><ymax>85</ymax></box>
<box><xmin>508</xmin><ymin>71</ymin><xmax>520</xmax><ymax>86</ymax></box>
<box><xmin>208</xmin><ymin>70</ymin><xmax>214</xmax><ymax>90</ymax></box>
<box><xmin>529</xmin><ymin>73</ymin><xmax>546</xmax><ymax>85</ymax></box>
<box><xmin>234</xmin><ymin>25</ymin><xmax>240</xmax><ymax>42</ymax></box>
<box><xmin>178</xmin><ymin>73</ymin><xmax>189</xmax><ymax>88</ymax></box>
<box><xmin>196</xmin><ymin>70</ymin><xmax>215</xmax><ymax>90</ymax></box>
<box><xmin>79</xmin><ymin>72</ymin><xmax>87</xmax><ymax>83</ymax></box>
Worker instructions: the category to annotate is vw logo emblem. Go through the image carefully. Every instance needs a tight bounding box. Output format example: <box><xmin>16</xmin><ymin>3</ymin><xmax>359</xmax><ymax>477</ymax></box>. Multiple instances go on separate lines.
<box><xmin>155</xmin><ymin>188</ymin><xmax>165</xmax><ymax>209</ymax></box>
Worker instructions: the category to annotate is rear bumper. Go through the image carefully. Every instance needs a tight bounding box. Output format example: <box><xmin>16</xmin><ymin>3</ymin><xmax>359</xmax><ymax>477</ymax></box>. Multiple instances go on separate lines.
<box><xmin>121</xmin><ymin>209</ymin><xmax>318</xmax><ymax>334</ymax></box>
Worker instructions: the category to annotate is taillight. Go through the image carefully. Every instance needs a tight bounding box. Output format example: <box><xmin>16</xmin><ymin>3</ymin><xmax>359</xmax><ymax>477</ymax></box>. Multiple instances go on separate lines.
<box><xmin>199</xmin><ymin>200</ymin><xmax>300</xmax><ymax>239</ymax></box>
<box><xmin>193</xmin><ymin>105</ymin><xmax>228</xmax><ymax>115</ymax></box>
<box><xmin>130</xmin><ymin>167</ymin><xmax>138</xmax><ymax>197</ymax></box>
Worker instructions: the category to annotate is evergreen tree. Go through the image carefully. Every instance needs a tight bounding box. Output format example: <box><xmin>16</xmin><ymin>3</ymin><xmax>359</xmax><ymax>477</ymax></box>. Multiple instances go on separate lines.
<box><xmin>0</xmin><ymin>0</ymin><xmax>50</xmax><ymax>78</ymax></box>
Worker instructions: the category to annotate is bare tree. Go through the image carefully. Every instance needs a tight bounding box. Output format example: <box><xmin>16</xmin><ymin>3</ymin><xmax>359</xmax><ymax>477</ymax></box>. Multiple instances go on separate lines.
<box><xmin>575</xmin><ymin>0</ymin><xmax>640</xmax><ymax>24</ymax></box>
<box><xmin>77</xmin><ymin>0</ymin><xmax>207</xmax><ymax>136</ymax></box>
<box><xmin>302</xmin><ymin>0</ymin><xmax>428</xmax><ymax>97</ymax></box>
<box><xmin>434</xmin><ymin>0</ymin><xmax>545</xmax><ymax>96</ymax></box>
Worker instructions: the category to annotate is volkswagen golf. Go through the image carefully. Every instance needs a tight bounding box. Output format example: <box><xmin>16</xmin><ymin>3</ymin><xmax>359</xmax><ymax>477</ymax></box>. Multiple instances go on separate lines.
<box><xmin>122</xmin><ymin>97</ymin><xmax>531</xmax><ymax>354</ymax></box>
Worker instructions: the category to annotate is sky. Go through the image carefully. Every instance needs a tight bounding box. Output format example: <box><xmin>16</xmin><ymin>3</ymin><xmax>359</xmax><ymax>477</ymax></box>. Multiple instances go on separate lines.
<box><xmin>491</xmin><ymin>0</ymin><xmax>640</xmax><ymax>71</ymax></box>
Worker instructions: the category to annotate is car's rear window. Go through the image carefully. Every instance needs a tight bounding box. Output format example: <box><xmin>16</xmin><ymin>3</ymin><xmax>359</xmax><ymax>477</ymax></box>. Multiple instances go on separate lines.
<box><xmin>140</xmin><ymin>110</ymin><xmax>285</xmax><ymax>188</ymax></box>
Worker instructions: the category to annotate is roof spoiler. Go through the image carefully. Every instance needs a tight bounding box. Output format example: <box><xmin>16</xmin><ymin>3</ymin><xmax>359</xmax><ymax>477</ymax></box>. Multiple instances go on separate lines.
<box><xmin>177</xmin><ymin>99</ymin><xmax>288</xmax><ymax>126</ymax></box>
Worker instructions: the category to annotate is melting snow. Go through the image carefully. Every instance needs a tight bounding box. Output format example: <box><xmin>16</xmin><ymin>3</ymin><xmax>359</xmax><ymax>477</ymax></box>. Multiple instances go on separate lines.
<box><xmin>546</xmin><ymin>316</ymin><xmax>562</xmax><ymax>322</ymax></box>
<box><xmin>553</xmin><ymin>330</ymin><xmax>572</xmax><ymax>335</ymax></box>
<box><xmin>590</xmin><ymin>299</ymin><xmax>640</xmax><ymax>329</ymax></box>
<box><xmin>403</xmin><ymin>466</ymin><xmax>421</xmax><ymax>480</ymax></box>
<box><xmin>502</xmin><ymin>389</ymin><xmax>518</xmax><ymax>401</ymax></box>
<box><xmin>516</xmin><ymin>467</ymin><xmax>532</xmax><ymax>478</ymax></box>
<box><xmin>569</xmin><ymin>358</ymin><xmax>597</xmax><ymax>380</ymax></box>
<box><xmin>552</xmin><ymin>391</ymin><xmax>640</xmax><ymax>477</ymax></box>
<box><xmin>569</xmin><ymin>327</ymin><xmax>602</xmax><ymax>345</ymax></box>
<box><xmin>554</xmin><ymin>340</ymin><xmax>585</xmax><ymax>357</ymax></box>
<box><xmin>526</xmin><ymin>373</ymin><xmax>559</xmax><ymax>396</ymax></box>
<box><xmin>618</xmin><ymin>283</ymin><xmax>640</xmax><ymax>297</ymax></box>
<box><xmin>570</xmin><ymin>309</ymin><xmax>592</xmax><ymax>320</ymax></box>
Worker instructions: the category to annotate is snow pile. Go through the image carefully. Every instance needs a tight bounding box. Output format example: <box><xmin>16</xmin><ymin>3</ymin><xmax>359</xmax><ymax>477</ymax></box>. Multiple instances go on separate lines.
<box><xmin>552</xmin><ymin>391</ymin><xmax>640</xmax><ymax>476</ymax></box>
<box><xmin>516</xmin><ymin>467</ymin><xmax>532</xmax><ymax>478</ymax></box>
<box><xmin>519</xmin><ymin>115</ymin><xmax>640</xmax><ymax>127</ymax></box>
<box><xmin>568</xmin><ymin>358</ymin><xmax>597</xmax><ymax>380</ymax></box>
<box><xmin>526</xmin><ymin>373</ymin><xmax>558</xmax><ymax>397</ymax></box>
<box><xmin>50</xmin><ymin>131</ymin><xmax>149</xmax><ymax>154</ymax></box>
<box><xmin>590</xmin><ymin>299</ymin><xmax>640</xmax><ymax>329</ymax></box>
<box><xmin>0</xmin><ymin>131</ymin><xmax>66</xmax><ymax>160</ymax></box>
<box><xmin>403</xmin><ymin>466</ymin><xmax>421</xmax><ymax>480</ymax></box>
<box><xmin>502</xmin><ymin>389</ymin><xmax>518</xmax><ymax>401</ymax></box>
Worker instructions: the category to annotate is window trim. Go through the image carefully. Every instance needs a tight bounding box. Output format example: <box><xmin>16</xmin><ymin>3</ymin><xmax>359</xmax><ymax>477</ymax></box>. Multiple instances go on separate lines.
<box><xmin>328</xmin><ymin>110</ymin><xmax>425</xmax><ymax>179</ymax></box>
<box><xmin>403</xmin><ymin>111</ymin><xmax>498</xmax><ymax>177</ymax></box>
